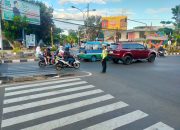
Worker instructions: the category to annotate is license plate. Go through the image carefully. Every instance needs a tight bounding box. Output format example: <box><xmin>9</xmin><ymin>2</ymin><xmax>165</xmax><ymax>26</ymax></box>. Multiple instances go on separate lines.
<box><xmin>109</xmin><ymin>51</ymin><xmax>113</xmax><ymax>54</ymax></box>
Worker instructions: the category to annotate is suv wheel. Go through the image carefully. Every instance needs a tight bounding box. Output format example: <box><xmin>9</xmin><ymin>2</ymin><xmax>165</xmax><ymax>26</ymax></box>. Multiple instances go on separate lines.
<box><xmin>123</xmin><ymin>56</ymin><xmax>133</xmax><ymax>65</ymax></box>
<box><xmin>148</xmin><ymin>54</ymin><xmax>156</xmax><ymax>62</ymax></box>
<box><xmin>113</xmin><ymin>59</ymin><xmax>119</xmax><ymax>64</ymax></box>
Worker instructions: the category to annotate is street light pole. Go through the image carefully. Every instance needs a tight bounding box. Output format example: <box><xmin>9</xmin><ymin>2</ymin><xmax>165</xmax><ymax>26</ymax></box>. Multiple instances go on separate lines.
<box><xmin>71</xmin><ymin>4</ymin><xmax>96</xmax><ymax>41</ymax></box>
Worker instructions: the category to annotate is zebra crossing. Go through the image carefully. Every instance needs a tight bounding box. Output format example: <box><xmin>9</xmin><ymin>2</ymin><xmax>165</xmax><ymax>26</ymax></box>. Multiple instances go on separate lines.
<box><xmin>1</xmin><ymin>78</ymin><xmax>175</xmax><ymax>130</ymax></box>
<box><xmin>1</xmin><ymin>62</ymin><xmax>57</xmax><ymax>77</ymax></box>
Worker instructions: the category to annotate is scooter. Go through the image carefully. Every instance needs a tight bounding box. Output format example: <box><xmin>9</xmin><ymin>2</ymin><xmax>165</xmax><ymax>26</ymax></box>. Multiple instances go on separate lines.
<box><xmin>158</xmin><ymin>50</ymin><xmax>168</xmax><ymax>57</ymax></box>
<box><xmin>38</xmin><ymin>54</ymin><xmax>56</xmax><ymax>67</ymax></box>
<box><xmin>55</xmin><ymin>57</ymin><xmax>80</xmax><ymax>71</ymax></box>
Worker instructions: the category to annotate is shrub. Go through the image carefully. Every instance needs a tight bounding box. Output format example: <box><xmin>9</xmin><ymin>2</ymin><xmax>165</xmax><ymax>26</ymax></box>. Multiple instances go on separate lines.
<box><xmin>51</xmin><ymin>45</ymin><xmax>57</xmax><ymax>52</ymax></box>
<box><xmin>12</xmin><ymin>47</ymin><xmax>22</xmax><ymax>53</ymax></box>
<box><xmin>14</xmin><ymin>41</ymin><xmax>21</xmax><ymax>48</ymax></box>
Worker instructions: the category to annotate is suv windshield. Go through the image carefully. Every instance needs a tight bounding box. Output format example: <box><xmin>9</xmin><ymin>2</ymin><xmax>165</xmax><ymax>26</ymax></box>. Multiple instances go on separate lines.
<box><xmin>110</xmin><ymin>43</ymin><xmax>118</xmax><ymax>50</ymax></box>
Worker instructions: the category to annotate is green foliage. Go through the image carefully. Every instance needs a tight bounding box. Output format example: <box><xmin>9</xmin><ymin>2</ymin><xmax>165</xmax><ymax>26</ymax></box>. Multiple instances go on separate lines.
<box><xmin>22</xmin><ymin>0</ymin><xmax>55</xmax><ymax>43</ymax></box>
<box><xmin>12</xmin><ymin>41</ymin><xmax>22</xmax><ymax>53</ymax></box>
<box><xmin>51</xmin><ymin>45</ymin><xmax>57</xmax><ymax>52</ymax></box>
<box><xmin>172</xmin><ymin>5</ymin><xmax>180</xmax><ymax>30</ymax></box>
<box><xmin>79</xmin><ymin>15</ymin><xmax>102</xmax><ymax>41</ymax></box>
<box><xmin>53</xmin><ymin>28</ymin><xmax>64</xmax><ymax>44</ymax></box>
<box><xmin>2</xmin><ymin>16</ymin><xmax>29</xmax><ymax>48</ymax></box>
<box><xmin>12</xmin><ymin>48</ymin><xmax>22</xmax><ymax>53</ymax></box>
<box><xmin>59</xmin><ymin>34</ymin><xmax>67</xmax><ymax>45</ymax></box>
<box><xmin>66</xmin><ymin>30</ymin><xmax>78</xmax><ymax>44</ymax></box>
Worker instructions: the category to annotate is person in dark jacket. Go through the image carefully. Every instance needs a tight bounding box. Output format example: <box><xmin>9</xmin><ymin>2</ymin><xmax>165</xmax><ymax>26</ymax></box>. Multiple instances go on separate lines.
<box><xmin>63</xmin><ymin>47</ymin><xmax>74</xmax><ymax>66</ymax></box>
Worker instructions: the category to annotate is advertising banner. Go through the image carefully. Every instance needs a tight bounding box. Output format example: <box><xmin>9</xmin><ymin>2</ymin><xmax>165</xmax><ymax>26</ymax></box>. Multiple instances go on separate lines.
<box><xmin>146</xmin><ymin>32</ymin><xmax>168</xmax><ymax>40</ymax></box>
<box><xmin>102</xmin><ymin>16</ymin><xmax>127</xmax><ymax>30</ymax></box>
<box><xmin>1</xmin><ymin>0</ymin><xmax>40</xmax><ymax>25</ymax></box>
<box><xmin>26</xmin><ymin>34</ymin><xmax>36</xmax><ymax>47</ymax></box>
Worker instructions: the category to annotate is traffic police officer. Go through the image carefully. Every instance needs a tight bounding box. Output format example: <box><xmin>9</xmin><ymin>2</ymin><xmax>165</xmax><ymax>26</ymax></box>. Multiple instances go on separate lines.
<box><xmin>101</xmin><ymin>45</ymin><xmax>108</xmax><ymax>73</ymax></box>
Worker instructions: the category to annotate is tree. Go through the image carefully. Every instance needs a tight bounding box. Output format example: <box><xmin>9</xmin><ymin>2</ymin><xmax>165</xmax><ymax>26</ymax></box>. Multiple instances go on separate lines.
<box><xmin>160</xmin><ymin>21</ymin><xmax>172</xmax><ymax>26</ymax></box>
<box><xmin>172</xmin><ymin>5</ymin><xmax>180</xmax><ymax>31</ymax></box>
<box><xmin>67</xmin><ymin>30</ymin><xmax>78</xmax><ymax>44</ymax></box>
<box><xmin>53</xmin><ymin>28</ymin><xmax>64</xmax><ymax>44</ymax></box>
<box><xmin>2</xmin><ymin>0</ymin><xmax>55</xmax><ymax>48</ymax></box>
<box><xmin>79</xmin><ymin>15</ymin><xmax>102</xmax><ymax>41</ymax></box>
<box><xmin>22</xmin><ymin>0</ymin><xmax>55</xmax><ymax>44</ymax></box>
<box><xmin>172</xmin><ymin>5</ymin><xmax>180</xmax><ymax>45</ymax></box>
<box><xmin>158</xmin><ymin>28</ymin><xmax>173</xmax><ymax>36</ymax></box>
<box><xmin>2</xmin><ymin>16</ymin><xmax>29</xmax><ymax>48</ymax></box>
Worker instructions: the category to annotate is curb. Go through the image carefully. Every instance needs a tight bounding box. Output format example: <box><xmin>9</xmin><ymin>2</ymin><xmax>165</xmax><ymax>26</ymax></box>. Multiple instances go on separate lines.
<box><xmin>0</xmin><ymin>59</ymin><xmax>39</xmax><ymax>64</ymax></box>
<box><xmin>0</xmin><ymin>73</ymin><xmax>75</xmax><ymax>84</ymax></box>
<box><xmin>168</xmin><ymin>53</ymin><xmax>180</xmax><ymax>56</ymax></box>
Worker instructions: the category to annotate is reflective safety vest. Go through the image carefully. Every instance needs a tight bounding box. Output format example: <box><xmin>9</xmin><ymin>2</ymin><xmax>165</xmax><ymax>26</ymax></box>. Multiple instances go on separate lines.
<box><xmin>101</xmin><ymin>49</ymin><xmax>108</xmax><ymax>60</ymax></box>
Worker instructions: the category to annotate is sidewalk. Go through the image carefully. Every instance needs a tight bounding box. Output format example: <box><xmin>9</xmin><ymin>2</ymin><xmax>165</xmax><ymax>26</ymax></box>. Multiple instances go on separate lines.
<box><xmin>0</xmin><ymin>58</ymin><xmax>38</xmax><ymax>64</ymax></box>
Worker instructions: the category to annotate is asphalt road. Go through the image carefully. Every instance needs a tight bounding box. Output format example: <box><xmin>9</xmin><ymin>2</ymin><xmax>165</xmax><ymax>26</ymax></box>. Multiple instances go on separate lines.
<box><xmin>0</xmin><ymin>56</ymin><xmax>179</xmax><ymax>130</ymax></box>
<box><xmin>80</xmin><ymin>56</ymin><xmax>180</xmax><ymax>129</ymax></box>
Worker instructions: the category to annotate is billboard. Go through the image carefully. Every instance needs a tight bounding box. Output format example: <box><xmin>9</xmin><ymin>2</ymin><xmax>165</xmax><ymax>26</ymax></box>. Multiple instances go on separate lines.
<box><xmin>1</xmin><ymin>0</ymin><xmax>40</xmax><ymax>25</ymax></box>
<box><xmin>102</xmin><ymin>16</ymin><xmax>127</xmax><ymax>30</ymax></box>
<box><xmin>26</xmin><ymin>34</ymin><xmax>36</xmax><ymax>47</ymax></box>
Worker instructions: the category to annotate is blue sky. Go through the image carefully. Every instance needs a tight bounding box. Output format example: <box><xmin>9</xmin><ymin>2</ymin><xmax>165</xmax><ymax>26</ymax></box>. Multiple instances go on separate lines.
<box><xmin>43</xmin><ymin>0</ymin><xmax>179</xmax><ymax>30</ymax></box>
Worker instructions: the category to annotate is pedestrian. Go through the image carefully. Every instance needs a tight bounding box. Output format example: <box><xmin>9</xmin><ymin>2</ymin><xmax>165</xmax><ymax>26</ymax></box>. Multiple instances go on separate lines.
<box><xmin>101</xmin><ymin>45</ymin><xmax>108</xmax><ymax>73</ymax></box>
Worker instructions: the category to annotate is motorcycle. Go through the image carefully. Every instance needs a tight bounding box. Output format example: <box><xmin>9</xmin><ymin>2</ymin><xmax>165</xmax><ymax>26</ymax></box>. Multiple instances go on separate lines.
<box><xmin>55</xmin><ymin>56</ymin><xmax>80</xmax><ymax>71</ymax></box>
<box><xmin>38</xmin><ymin>54</ymin><xmax>56</xmax><ymax>67</ymax></box>
<box><xmin>158</xmin><ymin>50</ymin><xmax>168</xmax><ymax>57</ymax></box>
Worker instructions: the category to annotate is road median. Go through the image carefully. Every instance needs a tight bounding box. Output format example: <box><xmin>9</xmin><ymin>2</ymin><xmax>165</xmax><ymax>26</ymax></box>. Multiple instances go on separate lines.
<box><xmin>0</xmin><ymin>70</ymin><xmax>91</xmax><ymax>85</ymax></box>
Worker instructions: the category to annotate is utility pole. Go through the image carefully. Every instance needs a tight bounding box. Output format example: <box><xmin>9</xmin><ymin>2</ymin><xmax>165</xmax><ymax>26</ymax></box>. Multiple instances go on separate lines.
<box><xmin>177</xmin><ymin>5</ymin><xmax>180</xmax><ymax>33</ymax></box>
<box><xmin>51</xmin><ymin>27</ymin><xmax>54</xmax><ymax>47</ymax></box>
<box><xmin>86</xmin><ymin>3</ymin><xmax>89</xmax><ymax>41</ymax></box>
<box><xmin>0</xmin><ymin>3</ymin><xmax>3</xmax><ymax>50</ymax></box>
<box><xmin>87</xmin><ymin>3</ymin><xmax>89</xmax><ymax>19</ymax></box>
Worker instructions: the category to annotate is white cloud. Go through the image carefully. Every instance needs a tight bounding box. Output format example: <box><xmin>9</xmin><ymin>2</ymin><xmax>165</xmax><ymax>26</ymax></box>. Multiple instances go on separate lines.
<box><xmin>146</xmin><ymin>8</ymin><xmax>170</xmax><ymax>14</ymax></box>
<box><xmin>53</xmin><ymin>8</ymin><xmax>135</xmax><ymax>20</ymax></box>
<box><xmin>53</xmin><ymin>6</ymin><xmax>134</xmax><ymax>30</ymax></box>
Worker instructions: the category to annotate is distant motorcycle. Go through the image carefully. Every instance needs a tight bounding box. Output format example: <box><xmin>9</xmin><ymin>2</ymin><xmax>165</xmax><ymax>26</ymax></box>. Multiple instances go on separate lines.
<box><xmin>55</xmin><ymin>57</ymin><xmax>80</xmax><ymax>71</ymax></box>
<box><xmin>158</xmin><ymin>50</ymin><xmax>168</xmax><ymax>57</ymax></box>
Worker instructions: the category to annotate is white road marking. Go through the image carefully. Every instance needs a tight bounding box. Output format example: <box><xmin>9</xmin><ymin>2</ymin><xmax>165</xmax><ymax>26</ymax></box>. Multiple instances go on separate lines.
<box><xmin>21</xmin><ymin>101</ymin><xmax>128</xmax><ymax>130</ymax></box>
<box><xmin>144</xmin><ymin>122</ymin><xmax>175</xmax><ymax>130</ymax></box>
<box><xmin>5</xmin><ymin>81</ymin><xmax>87</xmax><ymax>96</ymax></box>
<box><xmin>3</xmin><ymin>89</ymin><xmax>103</xmax><ymax>113</ymax></box>
<box><xmin>4</xmin><ymin>85</ymin><xmax>95</xmax><ymax>104</ymax></box>
<box><xmin>82</xmin><ymin>110</ymin><xmax>148</xmax><ymax>130</ymax></box>
<box><xmin>5</xmin><ymin>78</ymin><xmax>81</xmax><ymax>91</ymax></box>
<box><xmin>2</xmin><ymin>95</ymin><xmax>114</xmax><ymax>128</ymax></box>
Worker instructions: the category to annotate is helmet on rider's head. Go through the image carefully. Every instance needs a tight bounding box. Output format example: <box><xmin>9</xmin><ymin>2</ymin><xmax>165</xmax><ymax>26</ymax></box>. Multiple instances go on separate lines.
<box><xmin>65</xmin><ymin>46</ymin><xmax>69</xmax><ymax>51</ymax></box>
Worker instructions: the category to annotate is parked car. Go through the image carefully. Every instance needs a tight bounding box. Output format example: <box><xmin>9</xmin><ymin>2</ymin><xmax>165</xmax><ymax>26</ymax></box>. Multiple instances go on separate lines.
<box><xmin>108</xmin><ymin>42</ymin><xmax>157</xmax><ymax>65</ymax></box>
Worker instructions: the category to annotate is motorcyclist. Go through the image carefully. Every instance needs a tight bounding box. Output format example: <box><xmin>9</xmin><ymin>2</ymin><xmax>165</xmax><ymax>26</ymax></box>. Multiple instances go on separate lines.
<box><xmin>43</xmin><ymin>48</ymin><xmax>48</xmax><ymax>65</ymax></box>
<box><xmin>158</xmin><ymin>45</ymin><xmax>165</xmax><ymax>52</ymax></box>
<box><xmin>56</xmin><ymin>46</ymin><xmax>64</xmax><ymax>58</ymax></box>
<box><xmin>158</xmin><ymin>45</ymin><xmax>166</xmax><ymax>57</ymax></box>
<box><xmin>63</xmin><ymin>47</ymin><xmax>74</xmax><ymax>66</ymax></box>
<box><xmin>46</xmin><ymin>48</ymin><xmax>52</xmax><ymax>64</ymax></box>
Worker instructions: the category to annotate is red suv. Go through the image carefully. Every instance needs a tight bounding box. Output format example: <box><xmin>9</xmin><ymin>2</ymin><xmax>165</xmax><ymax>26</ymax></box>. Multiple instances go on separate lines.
<box><xmin>108</xmin><ymin>43</ymin><xmax>157</xmax><ymax>65</ymax></box>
